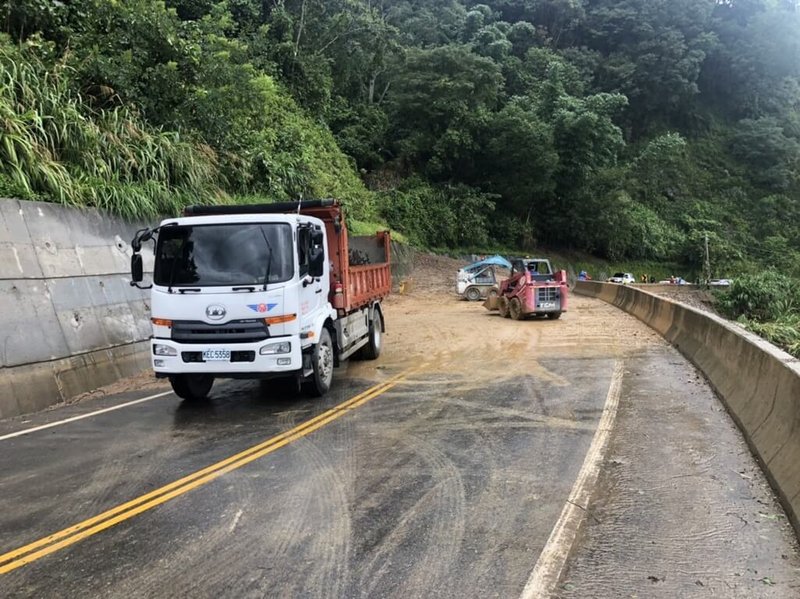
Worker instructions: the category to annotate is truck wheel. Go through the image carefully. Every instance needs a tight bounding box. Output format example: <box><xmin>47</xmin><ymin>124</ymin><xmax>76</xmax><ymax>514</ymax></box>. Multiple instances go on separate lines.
<box><xmin>305</xmin><ymin>328</ymin><xmax>334</xmax><ymax>397</ymax></box>
<box><xmin>170</xmin><ymin>374</ymin><xmax>214</xmax><ymax>401</ymax></box>
<box><xmin>465</xmin><ymin>286</ymin><xmax>482</xmax><ymax>301</ymax></box>
<box><xmin>509</xmin><ymin>297</ymin><xmax>523</xmax><ymax>320</ymax></box>
<box><xmin>360</xmin><ymin>311</ymin><xmax>382</xmax><ymax>360</ymax></box>
<box><xmin>497</xmin><ymin>296</ymin><xmax>510</xmax><ymax>318</ymax></box>
<box><xmin>547</xmin><ymin>311</ymin><xmax>562</xmax><ymax>320</ymax></box>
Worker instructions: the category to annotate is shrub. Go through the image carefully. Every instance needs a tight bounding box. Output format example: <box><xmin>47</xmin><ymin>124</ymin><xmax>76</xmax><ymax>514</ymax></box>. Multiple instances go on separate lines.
<box><xmin>716</xmin><ymin>270</ymin><xmax>798</xmax><ymax>322</ymax></box>
<box><xmin>745</xmin><ymin>314</ymin><xmax>800</xmax><ymax>358</ymax></box>
<box><xmin>377</xmin><ymin>178</ymin><xmax>494</xmax><ymax>248</ymax></box>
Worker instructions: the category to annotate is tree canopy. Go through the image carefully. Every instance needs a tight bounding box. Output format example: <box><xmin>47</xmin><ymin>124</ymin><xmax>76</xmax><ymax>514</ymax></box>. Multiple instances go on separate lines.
<box><xmin>2</xmin><ymin>0</ymin><xmax>800</xmax><ymax>273</ymax></box>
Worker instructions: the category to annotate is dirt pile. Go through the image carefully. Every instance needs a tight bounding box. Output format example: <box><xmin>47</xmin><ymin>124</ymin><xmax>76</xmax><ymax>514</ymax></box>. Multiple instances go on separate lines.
<box><xmin>346</xmin><ymin>252</ymin><xmax>665</xmax><ymax>390</ymax></box>
<box><xmin>647</xmin><ymin>287</ymin><xmax>719</xmax><ymax>315</ymax></box>
<box><xmin>397</xmin><ymin>253</ymin><xmax>465</xmax><ymax>295</ymax></box>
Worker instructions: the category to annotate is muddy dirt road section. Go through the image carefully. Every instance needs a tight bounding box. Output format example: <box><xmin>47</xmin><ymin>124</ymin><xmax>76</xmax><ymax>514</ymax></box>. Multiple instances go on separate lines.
<box><xmin>1</xmin><ymin>256</ymin><xmax>798</xmax><ymax>597</ymax></box>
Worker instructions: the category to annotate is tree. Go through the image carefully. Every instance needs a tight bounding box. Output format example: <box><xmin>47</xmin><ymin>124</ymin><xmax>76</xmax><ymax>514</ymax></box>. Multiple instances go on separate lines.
<box><xmin>386</xmin><ymin>45</ymin><xmax>503</xmax><ymax>167</ymax></box>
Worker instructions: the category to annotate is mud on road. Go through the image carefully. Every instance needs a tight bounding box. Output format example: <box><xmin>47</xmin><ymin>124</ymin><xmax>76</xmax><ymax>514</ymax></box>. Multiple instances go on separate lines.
<box><xmin>1</xmin><ymin>253</ymin><xmax>799</xmax><ymax>598</ymax></box>
<box><xmin>371</xmin><ymin>255</ymin><xmax>800</xmax><ymax>597</ymax></box>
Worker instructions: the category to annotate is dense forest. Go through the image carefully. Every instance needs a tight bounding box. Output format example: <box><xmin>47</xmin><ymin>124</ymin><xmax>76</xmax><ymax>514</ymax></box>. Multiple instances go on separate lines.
<box><xmin>2</xmin><ymin>0</ymin><xmax>800</xmax><ymax>277</ymax></box>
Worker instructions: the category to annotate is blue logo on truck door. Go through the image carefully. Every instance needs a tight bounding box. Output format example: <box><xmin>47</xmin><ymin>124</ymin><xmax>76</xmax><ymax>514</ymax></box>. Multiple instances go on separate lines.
<box><xmin>248</xmin><ymin>303</ymin><xmax>278</xmax><ymax>313</ymax></box>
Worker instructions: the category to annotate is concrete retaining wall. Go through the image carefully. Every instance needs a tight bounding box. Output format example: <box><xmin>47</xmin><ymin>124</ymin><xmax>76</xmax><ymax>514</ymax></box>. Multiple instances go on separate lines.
<box><xmin>0</xmin><ymin>199</ymin><xmax>154</xmax><ymax>418</ymax></box>
<box><xmin>575</xmin><ymin>280</ymin><xmax>800</xmax><ymax>537</ymax></box>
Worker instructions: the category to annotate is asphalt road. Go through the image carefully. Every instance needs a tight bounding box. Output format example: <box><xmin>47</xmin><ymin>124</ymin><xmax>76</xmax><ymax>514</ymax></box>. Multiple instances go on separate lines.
<box><xmin>1</xmin><ymin>295</ymin><xmax>799</xmax><ymax>597</ymax></box>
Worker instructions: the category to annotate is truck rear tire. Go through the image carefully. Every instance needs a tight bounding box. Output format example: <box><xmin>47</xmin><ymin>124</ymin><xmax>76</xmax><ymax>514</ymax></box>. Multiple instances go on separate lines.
<box><xmin>170</xmin><ymin>374</ymin><xmax>214</xmax><ymax>401</ymax></box>
<box><xmin>497</xmin><ymin>296</ymin><xmax>510</xmax><ymax>318</ymax></box>
<box><xmin>547</xmin><ymin>311</ymin><xmax>562</xmax><ymax>320</ymax></box>
<box><xmin>465</xmin><ymin>286</ymin><xmax>482</xmax><ymax>301</ymax></box>
<box><xmin>305</xmin><ymin>328</ymin><xmax>334</xmax><ymax>397</ymax></box>
<box><xmin>509</xmin><ymin>297</ymin><xmax>523</xmax><ymax>320</ymax></box>
<box><xmin>360</xmin><ymin>311</ymin><xmax>382</xmax><ymax>360</ymax></box>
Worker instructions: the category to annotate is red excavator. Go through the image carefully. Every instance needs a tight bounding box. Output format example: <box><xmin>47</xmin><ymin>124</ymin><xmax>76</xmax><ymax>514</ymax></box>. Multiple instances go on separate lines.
<box><xmin>483</xmin><ymin>258</ymin><xmax>568</xmax><ymax>320</ymax></box>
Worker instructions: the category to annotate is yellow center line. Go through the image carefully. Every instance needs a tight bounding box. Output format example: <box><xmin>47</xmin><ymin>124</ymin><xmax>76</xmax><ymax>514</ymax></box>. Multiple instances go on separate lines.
<box><xmin>0</xmin><ymin>367</ymin><xmax>421</xmax><ymax>575</ymax></box>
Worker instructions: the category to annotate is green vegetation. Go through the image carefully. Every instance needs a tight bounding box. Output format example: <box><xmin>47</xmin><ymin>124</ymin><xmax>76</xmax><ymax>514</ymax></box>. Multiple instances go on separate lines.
<box><xmin>4</xmin><ymin>0</ymin><xmax>799</xmax><ymax>268</ymax></box>
<box><xmin>0</xmin><ymin>2</ymin><xmax>374</xmax><ymax>219</ymax></box>
<box><xmin>0</xmin><ymin>41</ymin><xmax>222</xmax><ymax>217</ymax></box>
<box><xmin>717</xmin><ymin>272</ymin><xmax>800</xmax><ymax>357</ymax></box>
<box><xmin>1</xmin><ymin>2</ymin><xmax>799</xmax><ymax>317</ymax></box>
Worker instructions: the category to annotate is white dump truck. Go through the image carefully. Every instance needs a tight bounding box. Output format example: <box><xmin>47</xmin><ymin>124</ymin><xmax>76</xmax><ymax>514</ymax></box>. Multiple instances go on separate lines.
<box><xmin>130</xmin><ymin>200</ymin><xmax>391</xmax><ymax>400</ymax></box>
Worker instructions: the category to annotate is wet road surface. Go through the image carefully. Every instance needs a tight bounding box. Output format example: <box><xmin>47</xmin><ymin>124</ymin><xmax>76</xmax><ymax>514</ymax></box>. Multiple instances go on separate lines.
<box><xmin>1</xmin><ymin>294</ymin><xmax>799</xmax><ymax>597</ymax></box>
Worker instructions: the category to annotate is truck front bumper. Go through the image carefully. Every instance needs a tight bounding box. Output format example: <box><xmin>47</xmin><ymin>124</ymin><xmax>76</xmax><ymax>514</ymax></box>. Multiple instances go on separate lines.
<box><xmin>151</xmin><ymin>336</ymin><xmax>302</xmax><ymax>377</ymax></box>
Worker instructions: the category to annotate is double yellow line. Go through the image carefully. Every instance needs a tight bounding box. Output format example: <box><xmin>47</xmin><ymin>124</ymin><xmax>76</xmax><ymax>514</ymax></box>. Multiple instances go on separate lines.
<box><xmin>0</xmin><ymin>368</ymin><xmax>418</xmax><ymax>575</ymax></box>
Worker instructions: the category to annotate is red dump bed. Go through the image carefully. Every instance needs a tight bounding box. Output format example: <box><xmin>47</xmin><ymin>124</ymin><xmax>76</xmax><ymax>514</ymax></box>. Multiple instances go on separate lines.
<box><xmin>300</xmin><ymin>203</ymin><xmax>391</xmax><ymax>314</ymax></box>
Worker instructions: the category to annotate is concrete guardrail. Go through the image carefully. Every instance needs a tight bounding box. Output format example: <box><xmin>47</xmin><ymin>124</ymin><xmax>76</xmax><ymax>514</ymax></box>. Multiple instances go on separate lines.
<box><xmin>575</xmin><ymin>280</ymin><xmax>800</xmax><ymax>538</ymax></box>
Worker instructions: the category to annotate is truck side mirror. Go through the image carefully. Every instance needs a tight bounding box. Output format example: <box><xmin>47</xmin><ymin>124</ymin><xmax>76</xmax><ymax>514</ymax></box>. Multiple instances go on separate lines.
<box><xmin>309</xmin><ymin>247</ymin><xmax>325</xmax><ymax>278</ymax></box>
<box><xmin>131</xmin><ymin>253</ymin><xmax>144</xmax><ymax>283</ymax></box>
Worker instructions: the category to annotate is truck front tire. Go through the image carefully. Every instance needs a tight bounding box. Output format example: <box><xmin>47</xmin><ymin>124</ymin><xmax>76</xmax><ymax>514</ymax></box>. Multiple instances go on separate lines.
<box><xmin>360</xmin><ymin>311</ymin><xmax>382</xmax><ymax>360</ymax></box>
<box><xmin>305</xmin><ymin>328</ymin><xmax>334</xmax><ymax>397</ymax></box>
<box><xmin>170</xmin><ymin>374</ymin><xmax>214</xmax><ymax>401</ymax></box>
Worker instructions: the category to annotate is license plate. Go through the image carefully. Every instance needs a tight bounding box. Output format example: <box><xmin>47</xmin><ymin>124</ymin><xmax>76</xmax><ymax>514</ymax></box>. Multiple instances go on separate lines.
<box><xmin>203</xmin><ymin>349</ymin><xmax>231</xmax><ymax>361</ymax></box>
<box><xmin>541</xmin><ymin>302</ymin><xmax>556</xmax><ymax>309</ymax></box>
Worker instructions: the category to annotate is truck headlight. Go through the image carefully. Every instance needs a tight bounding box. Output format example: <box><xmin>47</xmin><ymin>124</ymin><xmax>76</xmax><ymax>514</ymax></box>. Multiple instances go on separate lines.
<box><xmin>260</xmin><ymin>341</ymin><xmax>291</xmax><ymax>355</ymax></box>
<box><xmin>153</xmin><ymin>344</ymin><xmax>177</xmax><ymax>356</ymax></box>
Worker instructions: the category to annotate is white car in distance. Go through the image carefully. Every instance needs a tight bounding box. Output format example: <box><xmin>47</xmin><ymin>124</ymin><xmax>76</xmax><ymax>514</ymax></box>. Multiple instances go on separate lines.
<box><xmin>608</xmin><ymin>272</ymin><xmax>635</xmax><ymax>284</ymax></box>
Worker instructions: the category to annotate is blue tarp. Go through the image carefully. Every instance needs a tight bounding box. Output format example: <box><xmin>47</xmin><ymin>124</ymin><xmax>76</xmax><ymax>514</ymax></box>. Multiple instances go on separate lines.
<box><xmin>462</xmin><ymin>255</ymin><xmax>512</xmax><ymax>271</ymax></box>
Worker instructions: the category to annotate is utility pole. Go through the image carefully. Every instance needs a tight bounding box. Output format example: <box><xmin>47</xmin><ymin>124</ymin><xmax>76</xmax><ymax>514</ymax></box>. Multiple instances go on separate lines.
<box><xmin>703</xmin><ymin>232</ymin><xmax>711</xmax><ymax>287</ymax></box>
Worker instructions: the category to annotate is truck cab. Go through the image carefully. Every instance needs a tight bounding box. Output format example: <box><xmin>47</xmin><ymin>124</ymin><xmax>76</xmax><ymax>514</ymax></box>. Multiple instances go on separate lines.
<box><xmin>130</xmin><ymin>200</ymin><xmax>389</xmax><ymax>401</ymax></box>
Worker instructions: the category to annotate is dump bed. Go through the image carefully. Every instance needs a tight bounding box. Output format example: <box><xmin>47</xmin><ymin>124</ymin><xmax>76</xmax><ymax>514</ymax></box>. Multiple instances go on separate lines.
<box><xmin>301</xmin><ymin>203</ymin><xmax>391</xmax><ymax>314</ymax></box>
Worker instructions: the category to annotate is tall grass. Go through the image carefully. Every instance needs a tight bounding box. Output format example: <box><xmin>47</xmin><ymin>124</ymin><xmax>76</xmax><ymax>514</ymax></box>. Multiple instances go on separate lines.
<box><xmin>745</xmin><ymin>315</ymin><xmax>800</xmax><ymax>358</ymax></box>
<box><xmin>716</xmin><ymin>271</ymin><xmax>800</xmax><ymax>358</ymax></box>
<box><xmin>0</xmin><ymin>41</ymin><xmax>224</xmax><ymax>217</ymax></box>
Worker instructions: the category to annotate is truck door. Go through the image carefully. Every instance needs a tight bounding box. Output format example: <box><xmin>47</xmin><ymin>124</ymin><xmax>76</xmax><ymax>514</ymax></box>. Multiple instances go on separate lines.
<box><xmin>297</xmin><ymin>225</ymin><xmax>325</xmax><ymax>336</ymax></box>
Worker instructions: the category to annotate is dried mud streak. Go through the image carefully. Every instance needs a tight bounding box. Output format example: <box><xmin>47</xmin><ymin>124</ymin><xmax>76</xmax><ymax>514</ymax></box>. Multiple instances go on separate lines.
<box><xmin>6</xmin><ymin>252</ymin><xmax>779</xmax><ymax>598</ymax></box>
<box><xmin>557</xmin><ymin>348</ymin><xmax>800</xmax><ymax>598</ymax></box>
<box><xmin>148</xmin><ymin>409</ymin><xmax>319</xmax><ymax>599</ymax></box>
<box><xmin>295</xmin><ymin>419</ymin><xmax>355</xmax><ymax>598</ymax></box>
<box><xmin>359</xmin><ymin>428</ymin><xmax>467</xmax><ymax>599</ymax></box>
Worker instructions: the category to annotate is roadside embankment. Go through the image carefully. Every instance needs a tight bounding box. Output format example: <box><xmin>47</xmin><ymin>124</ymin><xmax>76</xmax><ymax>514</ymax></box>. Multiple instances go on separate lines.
<box><xmin>575</xmin><ymin>280</ymin><xmax>800</xmax><ymax>539</ymax></box>
<box><xmin>0</xmin><ymin>199</ymin><xmax>153</xmax><ymax>418</ymax></box>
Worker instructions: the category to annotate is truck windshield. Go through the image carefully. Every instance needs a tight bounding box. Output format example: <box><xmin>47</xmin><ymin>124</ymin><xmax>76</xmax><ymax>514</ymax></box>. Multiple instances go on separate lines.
<box><xmin>154</xmin><ymin>223</ymin><xmax>293</xmax><ymax>287</ymax></box>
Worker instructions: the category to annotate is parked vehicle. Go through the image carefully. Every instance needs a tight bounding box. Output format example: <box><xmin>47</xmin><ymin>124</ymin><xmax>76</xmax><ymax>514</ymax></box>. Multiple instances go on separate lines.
<box><xmin>658</xmin><ymin>276</ymin><xmax>689</xmax><ymax>285</ymax></box>
<box><xmin>484</xmin><ymin>258</ymin><xmax>568</xmax><ymax>320</ymax></box>
<box><xmin>130</xmin><ymin>199</ymin><xmax>390</xmax><ymax>400</ymax></box>
<box><xmin>608</xmin><ymin>272</ymin><xmax>635</xmax><ymax>284</ymax></box>
<box><xmin>456</xmin><ymin>255</ymin><xmax>512</xmax><ymax>301</ymax></box>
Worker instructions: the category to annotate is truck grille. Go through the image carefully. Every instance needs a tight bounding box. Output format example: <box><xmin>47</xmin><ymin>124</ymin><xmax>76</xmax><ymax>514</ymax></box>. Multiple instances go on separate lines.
<box><xmin>537</xmin><ymin>287</ymin><xmax>559</xmax><ymax>303</ymax></box>
<box><xmin>172</xmin><ymin>319</ymin><xmax>269</xmax><ymax>344</ymax></box>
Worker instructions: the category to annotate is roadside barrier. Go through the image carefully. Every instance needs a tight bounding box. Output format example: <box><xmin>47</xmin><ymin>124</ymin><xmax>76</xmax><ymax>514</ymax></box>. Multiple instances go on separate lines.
<box><xmin>0</xmin><ymin>198</ymin><xmax>152</xmax><ymax>418</ymax></box>
<box><xmin>575</xmin><ymin>280</ymin><xmax>800</xmax><ymax>539</ymax></box>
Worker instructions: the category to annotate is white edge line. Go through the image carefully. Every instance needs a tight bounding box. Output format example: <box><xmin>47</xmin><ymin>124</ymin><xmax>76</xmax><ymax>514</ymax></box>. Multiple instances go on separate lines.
<box><xmin>0</xmin><ymin>391</ymin><xmax>173</xmax><ymax>442</ymax></box>
<box><xmin>520</xmin><ymin>359</ymin><xmax>625</xmax><ymax>599</ymax></box>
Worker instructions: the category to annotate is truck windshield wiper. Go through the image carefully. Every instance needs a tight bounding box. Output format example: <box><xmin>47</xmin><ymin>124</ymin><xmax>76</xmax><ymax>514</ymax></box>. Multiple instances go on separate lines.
<box><xmin>178</xmin><ymin>288</ymin><xmax>201</xmax><ymax>294</ymax></box>
<box><xmin>259</xmin><ymin>225</ymin><xmax>274</xmax><ymax>292</ymax></box>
